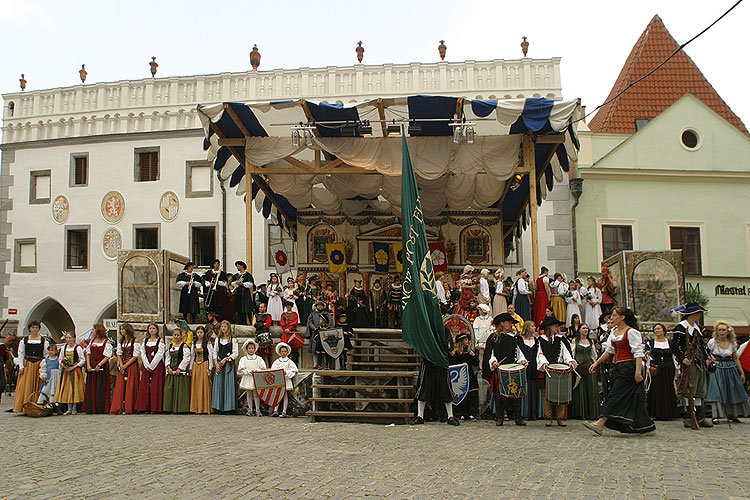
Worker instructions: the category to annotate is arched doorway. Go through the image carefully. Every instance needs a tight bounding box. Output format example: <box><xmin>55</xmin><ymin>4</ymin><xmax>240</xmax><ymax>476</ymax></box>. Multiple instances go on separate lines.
<box><xmin>24</xmin><ymin>297</ymin><xmax>75</xmax><ymax>342</ymax></box>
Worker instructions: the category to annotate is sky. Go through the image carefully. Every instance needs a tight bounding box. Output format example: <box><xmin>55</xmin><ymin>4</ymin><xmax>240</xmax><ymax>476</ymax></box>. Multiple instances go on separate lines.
<box><xmin>1</xmin><ymin>0</ymin><xmax>748</xmax><ymax>125</ymax></box>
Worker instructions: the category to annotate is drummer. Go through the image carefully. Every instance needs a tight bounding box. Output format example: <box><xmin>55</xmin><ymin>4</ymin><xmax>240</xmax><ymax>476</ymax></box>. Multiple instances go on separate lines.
<box><xmin>482</xmin><ymin>312</ymin><xmax>528</xmax><ymax>427</ymax></box>
<box><xmin>536</xmin><ymin>316</ymin><xmax>577</xmax><ymax>427</ymax></box>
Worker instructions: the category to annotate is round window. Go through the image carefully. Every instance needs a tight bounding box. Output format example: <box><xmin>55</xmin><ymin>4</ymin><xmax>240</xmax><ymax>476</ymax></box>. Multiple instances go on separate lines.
<box><xmin>681</xmin><ymin>129</ymin><xmax>700</xmax><ymax>150</ymax></box>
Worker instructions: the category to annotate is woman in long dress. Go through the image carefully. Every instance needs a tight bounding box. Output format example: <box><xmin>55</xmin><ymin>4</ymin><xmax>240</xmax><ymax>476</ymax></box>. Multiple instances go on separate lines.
<box><xmin>110</xmin><ymin>323</ymin><xmax>141</xmax><ymax>415</ymax></box>
<box><xmin>532</xmin><ymin>267</ymin><xmax>551</xmax><ymax>327</ymax></box>
<box><xmin>135</xmin><ymin>323</ymin><xmax>166</xmax><ymax>413</ymax></box>
<box><xmin>454</xmin><ymin>265</ymin><xmax>478</xmax><ymax>321</ymax></box>
<box><xmin>583</xmin><ymin>276</ymin><xmax>602</xmax><ymax>330</ymax></box>
<box><xmin>584</xmin><ymin>307</ymin><xmax>655</xmax><ymax>435</ymax></box>
<box><xmin>163</xmin><ymin>329</ymin><xmax>191</xmax><ymax>414</ymax></box>
<box><xmin>492</xmin><ymin>269</ymin><xmax>508</xmax><ymax>315</ymax></box>
<box><xmin>84</xmin><ymin>324</ymin><xmax>112</xmax><ymax>414</ymax></box>
<box><xmin>212</xmin><ymin>320</ymin><xmax>238</xmax><ymax>413</ymax></box>
<box><xmin>570</xmin><ymin>324</ymin><xmax>600</xmax><ymax>419</ymax></box>
<box><xmin>565</xmin><ymin>280</ymin><xmax>581</xmax><ymax>328</ymax></box>
<box><xmin>57</xmin><ymin>331</ymin><xmax>85</xmax><ymax>415</ymax></box>
<box><xmin>517</xmin><ymin>320</ymin><xmax>541</xmax><ymax>421</ymax></box>
<box><xmin>267</xmin><ymin>274</ymin><xmax>284</xmax><ymax>324</ymax></box>
<box><xmin>645</xmin><ymin>323</ymin><xmax>679</xmax><ymax>420</ymax></box>
<box><xmin>513</xmin><ymin>269</ymin><xmax>532</xmax><ymax>321</ymax></box>
<box><xmin>12</xmin><ymin>321</ymin><xmax>49</xmax><ymax>413</ymax></box>
<box><xmin>706</xmin><ymin>321</ymin><xmax>750</xmax><ymax>422</ymax></box>
<box><xmin>190</xmin><ymin>326</ymin><xmax>213</xmax><ymax>414</ymax></box>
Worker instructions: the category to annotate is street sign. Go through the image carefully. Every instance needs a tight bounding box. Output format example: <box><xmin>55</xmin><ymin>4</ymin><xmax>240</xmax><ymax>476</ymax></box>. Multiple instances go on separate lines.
<box><xmin>8</xmin><ymin>308</ymin><xmax>17</xmax><ymax>315</ymax></box>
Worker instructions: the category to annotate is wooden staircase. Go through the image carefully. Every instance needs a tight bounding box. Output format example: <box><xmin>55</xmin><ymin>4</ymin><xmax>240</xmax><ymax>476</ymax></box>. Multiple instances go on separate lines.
<box><xmin>307</xmin><ymin>328</ymin><xmax>419</xmax><ymax>423</ymax></box>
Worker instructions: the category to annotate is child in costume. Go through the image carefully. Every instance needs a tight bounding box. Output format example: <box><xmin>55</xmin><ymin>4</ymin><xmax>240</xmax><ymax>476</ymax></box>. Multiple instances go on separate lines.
<box><xmin>270</xmin><ymin>342</ymin><xmax>298</xmax><ymax>417</ymax></box>
<box><xmin>238</xmin><ymin>338</ymin><xmax>267</xmax><ymax>416</ymax></box>
<box><xmin>189</xmin><ymin>326</ymin><xmax>214</xmax><ymax>414</ymax></box>
<box><xmin>38</xmin><ymin>343</ymin><xmax>61</xmax><ymax>404</ymax></box>
<box><xmin>57</xmin><ymin>331</ymin><xmax>85</xmax><ymax>415</ymax></box>
<box><xmin>337</xmin><ymin>312</ymin><xmax>354</xmax><ymax>370</ymax></box>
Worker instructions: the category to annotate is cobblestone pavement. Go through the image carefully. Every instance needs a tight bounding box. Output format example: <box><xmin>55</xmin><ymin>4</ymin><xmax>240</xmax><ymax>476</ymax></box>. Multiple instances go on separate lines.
<box><xmin>2</xmin><ymin>397</ymin><xmax>749</xmax><ymax>500</ymax></box>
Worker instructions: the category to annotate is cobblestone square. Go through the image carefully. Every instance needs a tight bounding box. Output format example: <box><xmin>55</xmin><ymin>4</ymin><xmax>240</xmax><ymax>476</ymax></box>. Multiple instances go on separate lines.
<box><xmin>2</xmin><ymin>398</ymin><xmax>749</xmax><ymax>500</ymax></box>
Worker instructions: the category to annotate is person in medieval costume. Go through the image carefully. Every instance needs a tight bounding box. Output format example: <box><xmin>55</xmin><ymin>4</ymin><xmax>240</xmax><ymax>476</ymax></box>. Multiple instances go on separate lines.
<box><xmin>294</xmin><ymin>274</ymin><xmax>309</xmax><ymax>324</ymax></box>
<box><xmin>536</xmin><ymin>316</ymin><xmax>576</xmax><ymax>427</ymax></box>
<box><xmin>337</xmin><ymin>312</ymin><xmax>354</xmax><ymax>370</ymax></box>
<box><xmin>549</xmin><ymin>273</ymin><xmax>568</xmax><ymax>324</ymax></box>
<box><xmin>454</xmin><ymin>265</ymin><xmax>479</xmax><ymax>321</ymax></box>
<box><xmin>670</xmin><ymin>302</ymin><xmax>713</xmax><ymax>428</ymax></box>
<box><xmin>282</xmin><ymin>277</ymin><xmax>300</xmax><ymax>317</ymax></box>
<box><xmin>202</xmin><ymin>259</ymin><xmax>229</xmax><ymax>321</ymax></box>
<box><xmin>451</xmin><ymin>332</ymin><xmax>480</xmax><ymax>420</ymax></box>
<box><xmin>483</xmin><ymin>313</ymin><xmax>528</xmax><ymax>426</ymax></box>
<box><xmin>176</xmin><ymin>262</ymin><xmax>201</xmax><ymax>324</ymax></box>
<box><xmin>322</xmin><ymin>282</ymin><xmax>339</xmax><ymax>319</ymax></box>
<box><xmin>232</xmin><ymin>261</ymin><xmax>255</xmax><ymax>325</ymax></box>
<box><xmin>386</xmin><ymin>275</ymin><xmax>403</xmax><ymax>328</ymax></box>
<box><xmin>306</xmin><ymin>301</ymin><xmax>333</xmax><ymax>369</ymax></box>
<box><xmin>492</xmin><ymin>269</ymin><xmax>508</xmax><ymax>315</ymax></box>
<box><xmin>477</xmin><ymin>269</ymin><xmax>492</xmax><ymax>314</ymax></box>
<box><xmin>411</xmin><ymin>326</ymin><xmax>460</xmax><ymax>426</ymax></box>
<box><xmin>347</xmin><ymin>278</ymin><xmax>370</xmax><ymax>328</ymax></box>
<box><xmin>253</xmin><ymin>302</ymin><xmax>274</xmax><ymax>367</ymax></box>
<box><xmin>512</xmin><ymin>269</ymin><xmax>532</xmax><ymax>321</ymax></box>
<box><xmin>370</xmin><ymin>279</ymin><xmax>386</xmax><ymax>327</ymax></box>
<box><xmin>532</xmin><ymin>267</ymin><xmax>551</xmax><ymax>327</ymax></box>
<box><xmin>597</xmin><ymin>266</ymin><xmax>618</xmax><ymax>315</ymax></box>
<box><xmin>267</xmin><ymin>273</ymin><xmax>284</xmax><ymax>324</ymax></box>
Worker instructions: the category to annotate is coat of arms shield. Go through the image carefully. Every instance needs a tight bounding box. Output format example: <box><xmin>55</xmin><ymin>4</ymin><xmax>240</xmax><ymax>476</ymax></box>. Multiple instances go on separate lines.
<box><xmin>449</xmin><ymin>362</ymin><xmax>470</xmax><ymax>406</ymax></box>
<box><xmin>320</xmin><ymin>328</ymin><xmax>345</xmax><ymax>359</ymax></box>
<box><xmin>252</xmin><ymin>369</ymin><xmax>287</xmax><ymax>407</ymax></box>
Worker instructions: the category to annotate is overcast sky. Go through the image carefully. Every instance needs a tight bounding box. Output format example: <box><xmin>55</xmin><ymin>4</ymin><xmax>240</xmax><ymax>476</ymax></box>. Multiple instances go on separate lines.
<box><xmin>1</xmin><ymin>0</ymin><xmax>748</xmax><ymax>125</ymax></box>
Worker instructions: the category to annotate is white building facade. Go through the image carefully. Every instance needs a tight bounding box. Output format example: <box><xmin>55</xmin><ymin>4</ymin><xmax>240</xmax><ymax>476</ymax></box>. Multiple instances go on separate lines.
<box><xmin>1</xmin><ymin>58</ymin><xmax>566</xmax><ymax>339</ymax></box>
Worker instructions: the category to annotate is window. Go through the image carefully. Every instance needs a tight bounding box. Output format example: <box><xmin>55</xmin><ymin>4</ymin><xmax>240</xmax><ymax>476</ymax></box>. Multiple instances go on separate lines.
<box><xmin>680</xmin><ymin>129</ymin><xmax>700</xmax><ymax>150</ymax></box>
<box><xmin>466</xmin><ymin>237</ymin><xmax>486</xmax><ymax>261</ymax></box>
<box><xmin>191</xmin><ymin>225</ymin><xmax>216</xmax><ymax>267</ymax></box>
<box><xmin>634</xmin><ymin>118</ymin><xmax>650</xmax><ymax>131</ymax></box>
<box><xmin>670</xmin><ymin>226</ymin><xmax>702</xmax><ymax>275</ymax></box>
<box><xmin>186</xmin><ymin>160</ymin><xmax>213</xmax><ymax>198</ymax></box>
<box><xmin>134</xmin><ymin>226</ymin><xmax>159</xmax><ymax>249</ymax></box>
<box><xmin>29</xmin><ymin>170</ymin><xmax>51</xmax><ymax>204</ymax></box>
<box><xmin>14</xmin><ymin>238</ymin><xmax>37</xmax><ymax>273</ymax></box>
<box><xmin>70</xmin><ymin>154</ymin><xmax>88</xmax><ymax>186</ymax></box>
<box><xmin>267</xmin><ymin>223</ymin><xmax>294</xmax><ymax>267</ymax></box>
<box><xmin>135</xmin><ymin>148</ymin><xmax>159</xmax><ymax>182</ymax></box>
<box><xmin>602</xmin><ymin>225</ymin><xmax>633</xmax><ymax>260</ymax></box>
<box><xmin>65</xmin><ymin>226</ymin><xmax>89</xmax><ymax>270</ymax></box>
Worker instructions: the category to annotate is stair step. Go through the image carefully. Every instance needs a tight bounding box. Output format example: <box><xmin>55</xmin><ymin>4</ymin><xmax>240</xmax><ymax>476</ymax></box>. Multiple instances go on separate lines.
<box><xmin>310</xmin><ymin>397</ymin><xmax>413</xmax><ymax>404</ymax></box>
<box><xmin>307</xmin><ymin>410</ymin><xmax>413</xmax><ymax>419</ymax></box>
<box><xmin>353</xmin><ymin>337</ymin><xmax>408</xmax><ymax>343</ymax></box>
<box><xmin>313</xmin><ymin>384</ymin><xmax>414</xmax><ymax>390</ymax></box>
<box><xmin>314</xmin><ymin>370</ymin><xmax>418</xmax><ymax>377</ymax></box>
<box><xmin>350</xmin><ymin>352</ymin><xmax>419</xmax><ymax>358</ymax></box>
<box><xmin>350</xmin><ymin>361</ymin><xmax>421</xmax><ymax>367</ymax></box>
<box><xmin>353</xmin><ymin>328</ymin><xmax>402</xmax><ymax>335</ymax></box>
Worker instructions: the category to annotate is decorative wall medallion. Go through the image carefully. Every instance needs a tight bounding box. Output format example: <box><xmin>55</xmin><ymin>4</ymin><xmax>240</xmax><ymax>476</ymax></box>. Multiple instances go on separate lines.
<box><xmin>159</xmin><ymin>191</ymin><xmax>179</xmax><ymax>222</ymax></box>
<box><xmin>52</xmin><ymin>195</ymin><xmax>70</xmax><ymax>224</ymax></box>
<box><xmin>101</xmin><ymin>191</ymin><xmax>125</xmax><ymax>223</ymax></box>
<box><xmin>102</xmin><ymin>227</ymin><xmax>122</xmax><ymax>260</ymax></box>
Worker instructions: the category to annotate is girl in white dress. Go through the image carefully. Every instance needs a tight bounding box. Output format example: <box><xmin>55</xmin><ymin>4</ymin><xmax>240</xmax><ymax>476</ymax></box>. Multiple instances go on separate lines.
<box><xmin>492</xmin><ymin>269</ymin><xmax>508</xmax><ymax>315</ymax></box>
<box><xmin>238</xmin><ymin>339</ymin><xmax>267</xmax><ymax>416</ymax></box>
<box><xmin>271</xmin><ymin>342</ymin><xmax>298</xmax><ymax>417</ymax></box>
<box><xmin>267</xmin><ymin>274</ymin><xmax>284</xmax><ymax>323</ymax></box>
<box><xmin>472</xmin><ymin>304</ymin><xmax>494</xmax><ymax>363</ymax></box>
<box><xmin>583</xmin><ymin>276</ymin><xmax>602</xmax><ymax>330</ymax></box>
<box><xmin>565</xmin><ymin>280</ymin><xmax>582</xmax><ymax>328</ymax></box>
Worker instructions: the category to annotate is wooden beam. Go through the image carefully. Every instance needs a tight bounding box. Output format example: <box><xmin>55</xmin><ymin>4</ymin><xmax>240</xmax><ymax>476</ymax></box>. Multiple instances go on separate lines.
<box><xmin>315</xmin><ymin>149</ymin><xmax>321</xmax><ymax>169</ymax></box>
<box><xmin>319</xmin><ymin>158</ymin><xmax>344</xmax><ymax>173</ymax></box>
<box><xmin>536</xmin><ymin>134</ymin><xmax>565</xmax><ymax>144</ymax></box>
<box><xmin>377</xmin><ymin>98</ymin><xmax>388</xmax><ymax>137</ymax></box>
<box><xmin>218</xmin><ymin>138</ymin><xmax>245</xmax><ymax>147</ymax></box>
<box><xmin>224</xmin><ymin>103</ymin><xmax>252</xmax><ymax>137</ymax></box>
<box><xmin>523</xmin><ymin>134</ymin><xmax>540</xmax><ymax>279</ymax></box>
<box><xmin>283</xmin><ymin>156</ymin><xmax>316</xmax><ymax>173</ymax></box>
<box><xmin>455</xmin><ymin>97</ymin><xmax>464</xmax><ymax>119</ymax></box>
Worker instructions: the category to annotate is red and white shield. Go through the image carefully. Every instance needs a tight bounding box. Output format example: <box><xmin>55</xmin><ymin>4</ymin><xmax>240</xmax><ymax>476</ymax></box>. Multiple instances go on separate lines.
<box><xmin>252</xmin><ymin>369</ymin><xmax>287</xmax><ymax>407</ymax></box>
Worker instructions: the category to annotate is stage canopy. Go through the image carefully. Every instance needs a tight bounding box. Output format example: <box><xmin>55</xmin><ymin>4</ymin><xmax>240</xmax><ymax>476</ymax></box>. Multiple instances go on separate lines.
<box><xmin>198</xmin><ymin>96</ymin><xmax>582</xmax><ymax>242</ymax></box>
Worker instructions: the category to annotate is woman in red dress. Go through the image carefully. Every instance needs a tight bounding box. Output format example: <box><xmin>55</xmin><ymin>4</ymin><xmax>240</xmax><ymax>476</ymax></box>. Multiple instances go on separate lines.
<box><xmin>135</xmin><ymin>323</ymin><xmax>165</xmax><ymax>413</ymax></box>
<box><xmin>84</xmin><ymin>323</ymin><xmax>112</xmax><ymax>414</ymax></box>
<box><xmin>110</xmin><ymin>323</ymin><xmax>141</xmax><ymax>415</ymax></box>
<box><xmin>532</xmin><ymin>266</ymin><xmax>551</xmax><ymax>327</ymax></box>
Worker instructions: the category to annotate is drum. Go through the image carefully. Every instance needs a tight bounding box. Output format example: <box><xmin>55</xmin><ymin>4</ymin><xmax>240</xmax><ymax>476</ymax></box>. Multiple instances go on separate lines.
<box><xmin>545</xmin><ymin>363</ymin><xmax>573</xmax><ymax>404</ymax></box>
<box><xmin>256</xmin><ymin>331</ymin><xmax>273</xmax><ymax>347</ymax></box>
<box><xmin>498</xmin><ymin>363</ymin><xmax>527</xmax><ymax>398</ymax></box>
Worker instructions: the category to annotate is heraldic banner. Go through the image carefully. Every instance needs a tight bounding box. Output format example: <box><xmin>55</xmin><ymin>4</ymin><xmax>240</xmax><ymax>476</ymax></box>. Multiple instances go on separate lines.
<box><xmin>325</xmin><ymin>242</ymin><xmax>347</xmax><ymax>273</ymax></box>
<box><xmin>399</xmin><ymin>130</ymin><xmax>450</xmax><ymax>369</ymax></box>
<box><xmin>252</xmin><ymin>369</ymin><xmax>287</xmax><ymax>407</ymax></box>
<box><xmin>428</xmin><ymin>242</ymin><xmax>448</xmax><ymax>272</ymax></box>
<box><xmin>270</xmin><ymin>243</ymin><xmax>291</xmax><ymax>275</ymax></box>
<box><xmin>373</xmin><ymin>242</ymin><xmax>390</xmax><ymax>272</ymax></box>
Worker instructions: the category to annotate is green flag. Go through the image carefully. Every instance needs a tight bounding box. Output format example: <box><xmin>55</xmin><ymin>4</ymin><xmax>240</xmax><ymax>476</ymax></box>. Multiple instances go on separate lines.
<box><xmin>399</xmin><ymin>132</ymin><xmax>449</xmax><ymax>369</ymax></box>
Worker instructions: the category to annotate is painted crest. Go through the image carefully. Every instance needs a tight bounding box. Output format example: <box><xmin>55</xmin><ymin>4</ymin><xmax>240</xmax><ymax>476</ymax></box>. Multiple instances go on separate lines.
<box><xmin>320</xmin><ymin>327</ymin><xmax>345</xmax><ymax>359</ymax></box>
<box><xmin>252</xmin><ymin>368</ymin><xmax>287</xmax><ymax>408</ymax></box>
<box><xmin>101</xmin><ymin>191</ymin><xmax>125</xmax><ymax>223</ymax></box>
<box><xmin>102</xmin><ymin>227</ymin><xmax>122</xmax><ymax>260</ymax></box>
<box><xmin>449</xmin><ymin>363</ymin><xmax>470</xmax><ymax>405</ymax></box>
<box><xmin>443</xmin><ymin>314</ymin><xmax>475</xmax><ymax>343</ymax></box>
<box><xmin>159</xmin><ymin>191</ymin><xmax>179</xmax><ymax>222</ymax></box>
<box><xmin>52</xmin><ymin>195</ymin><xmax>69</xmax><ymax>224</ymax></box>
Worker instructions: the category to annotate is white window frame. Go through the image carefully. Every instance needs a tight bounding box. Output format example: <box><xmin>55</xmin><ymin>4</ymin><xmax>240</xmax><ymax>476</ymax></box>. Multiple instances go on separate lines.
<box><xmin>29</xmin><ymin>169</ymin><xmax>51</xmax><ymax>205</ymax></box>
<box><xmin>185</xmin><ymin>160</ymin><xmax>214</xmax><ymax>198</ymax></box>
<box><xmin>69</xmin><ymin>152</ymin><xmax>89</xmax><ymax>187</ymax></box>
<box><xmin>14</xmin><ymin>238</ymin><xmax>37</xmax><ymax>273</ymax></box>
<box><xmin>664</xmin><ymin>221</ymin><xmax>707</xmax><ymax>276</ymax></box>
<box><xmin>596</xmin><ymin>218</ymin><xmax>639</xmax><ymax>263</ymax></box>
<box><xmin>64</xmin><ymin>224</ymin><xmax>91</xmax><ymax>272</ymax></box>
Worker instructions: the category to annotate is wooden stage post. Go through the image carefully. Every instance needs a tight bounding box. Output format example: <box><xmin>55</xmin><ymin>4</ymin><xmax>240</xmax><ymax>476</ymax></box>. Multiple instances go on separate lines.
<box><xmin>523</xmin><ymin>135</ymin><xmax>539</xmax><ymax>278</ymax></box>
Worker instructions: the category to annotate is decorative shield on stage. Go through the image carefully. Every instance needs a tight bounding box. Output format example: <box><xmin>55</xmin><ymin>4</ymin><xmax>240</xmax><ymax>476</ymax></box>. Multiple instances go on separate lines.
<box><xmin>449</xmin><ymin>363</ymin><xmax>470</xmax><ymax>406</ymax></box>
<box><xmin>443</xmin><ymin>314</ymin><xmax>475</xmax><ymax>342</ymax></box>
<box><xmin>252</xmin><ymin>369</ymin><xmax>287</xmax><ymax>408</ymax></box>
<box><xmin>320</xmin><ymin>328</ymin><xmax>345</xmax><ymax>359</ymax></box>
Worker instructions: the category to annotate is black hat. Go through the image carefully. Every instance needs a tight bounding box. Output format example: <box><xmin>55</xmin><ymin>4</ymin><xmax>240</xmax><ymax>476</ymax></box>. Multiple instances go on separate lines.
<box><xmin>670</xmin><ymin>302</ymin><xmax>709</xmax><ymax>317</ymax></box>
<box><xmin>455</xmin><ymin>332</ymin><xmax>471</xmax><ymax>342</ymax></box>
<box><xmin>184</xmin><ymin>261</ymin><xmax>194</xmax><ymax>270</ymax></box>
<box><xmin>337</xmin><ymin>312</ymin><xmax>348</xmax><ymax>320</ymax></box>
<box><xmin>212</xmin><ymin>258</ymin><xmax>221</xmax><ymax>265</ymax></box>
<box><xmin>373</xmin><ymin>279</ymin><xmax>381</xmax><ymax>285</ymax></box>
<box><xmin>540</xmin><ymin>316</ymin><xmax>565</xmax><ymax>330</ymax></box>
<box><xmin>493</xmin><ymin>312</ymin><xmax>521</xmax><ymax>325</ymax></box>
<box><xmin>234</xmin><ymin>260</ymin><xmax>247</xmax><ymax>269</ymax></box>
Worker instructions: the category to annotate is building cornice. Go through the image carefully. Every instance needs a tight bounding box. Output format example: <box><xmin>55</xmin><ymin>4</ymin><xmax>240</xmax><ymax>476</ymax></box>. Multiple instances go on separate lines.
<box><xmin>0</xmin><ymin>128</ymin><xmax>204</xmax><ymax>150</ymax></box>
<box><xmin>580</xmin><ymin>167</ymin><xmax>750</xmax><ymax>183</ymax></box>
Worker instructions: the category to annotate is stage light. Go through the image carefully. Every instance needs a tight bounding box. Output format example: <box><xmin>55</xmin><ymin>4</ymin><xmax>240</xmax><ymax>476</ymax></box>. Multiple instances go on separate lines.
<box><xmin>386</xmin><ymin>122</ymin><xmax>401</xmax><ymax>134</ymax></box>
<box><xmin>340</xmin><ymin>124</ymin><xmax>357</xmax><ymax>137</ymax></box>
<box><xmin>291</xmin><ymin>129</ymin><xmax>300</xmax><ymax>147</ymax></box>
<box><xmin>408</xmin><ymin>121</ymin><xmax>422</xmax><ymax>135</ymax></box>
<box><xmin>304</xmin><ymin>129</ymin><xmax>314</xmax><ymax>147</ymax></box>
<box><xmin>358</xmin><ymin>120</ymin><xmax>372</xmax><ymax>135</ymax></box>
<box><xmin>466</xmin><ymin>126</ymin><xmax>475</xmax><ymax>144</ymax></box>
<box><xmin>452</xmin><ymin>125</ymin><xmax>462</xmax><ymax>144</ymax></box>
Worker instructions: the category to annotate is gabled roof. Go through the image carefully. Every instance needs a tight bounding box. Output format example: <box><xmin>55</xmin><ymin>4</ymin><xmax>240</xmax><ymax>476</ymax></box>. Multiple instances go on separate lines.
<box><xmin>589</xmin><ymin>15</ymin><xmax>747</xmax><ymax>135</ymax></box>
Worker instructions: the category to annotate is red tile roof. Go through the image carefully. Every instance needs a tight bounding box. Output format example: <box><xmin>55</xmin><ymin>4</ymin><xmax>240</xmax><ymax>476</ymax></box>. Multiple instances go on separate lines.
<box><xmin>589</xmin><ymin>15</ymin><xmax>747</xmax><ymax>134</ymax></box>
